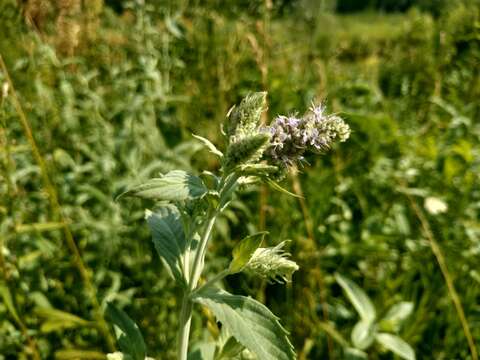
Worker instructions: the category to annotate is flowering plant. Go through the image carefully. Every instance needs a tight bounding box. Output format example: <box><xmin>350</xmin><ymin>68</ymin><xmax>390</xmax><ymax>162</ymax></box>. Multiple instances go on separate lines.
<box><xmin>110</xmin><ymin>92</ymin><xmax>349</xmax><ymax>360</ymax></box>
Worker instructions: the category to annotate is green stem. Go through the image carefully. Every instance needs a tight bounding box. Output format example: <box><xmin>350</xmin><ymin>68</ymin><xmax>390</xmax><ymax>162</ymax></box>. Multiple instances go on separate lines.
<box><xmin>177</xmin><ymin>210</ymin><xmax>218</xmax><ymax>360</ymax></box>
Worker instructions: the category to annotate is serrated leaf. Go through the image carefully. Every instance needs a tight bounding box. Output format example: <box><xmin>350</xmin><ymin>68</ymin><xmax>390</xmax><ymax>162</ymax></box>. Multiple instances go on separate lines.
<box><xmin>192</xmin><ymin>288</ymin><xmax>295</xmax><ymax>360</ymax></box>
<box><xmin>375</xmin><ymin>333</ymin><xmax>415</xmax><ymax>360</ymax></box>
<box><xmin>351</xmin><ymin>320</ymin><xmax>376</xmax><ymax>350</ymax></box>
<box><xmin>145</xmin><ymin>205</ymin><xmax>187</xmax><ymax>284</ymax></box>
<box><xmin>335</xmin><ymin>273</ymin><xmax>376</xmax><ymax>322</ymax></box>
<box><xmin>229</xmin><ymin>232</ymin><xmax>266</xmax><ymax>273</ymax></box>
<box><xmin>193</xmin><ymin>134</ymin><xmax>223</xmax><ymax>158</ymax></box>
<box><xmin>106</xmin><ymin>303</ymin><xmax>146</xmax><ymax>360</ymax></box>
<box><xmin>118</xmin><ymin>170</ymin><xmax>207</xmax><ymax>201</ymax></box>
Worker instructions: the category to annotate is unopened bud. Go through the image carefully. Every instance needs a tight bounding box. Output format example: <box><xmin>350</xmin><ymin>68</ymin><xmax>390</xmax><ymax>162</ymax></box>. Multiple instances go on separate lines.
<box><xmin>244</xmin><ymin>241</ymin><xmax>299</xmax><ymax>283</ymax></box>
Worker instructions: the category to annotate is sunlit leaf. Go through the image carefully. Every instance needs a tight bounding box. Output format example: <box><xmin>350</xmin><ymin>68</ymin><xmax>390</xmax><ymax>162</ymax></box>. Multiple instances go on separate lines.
<box><xmin>375</xmin><ymin>333</ymin><xmax>415</xmax><ymax>360</ymax></box>
<box><xmin>106</xmin><ymin>303</ymin><xmax>146</xmax><ymax>360</ymax></box>
<box><xmin>229</xmin><ymin>232</ymin><xmax>266</xmax><ymax>273</ymax></box>
<box><xmin>193</xmin><ymin>287</ymin><xmax>295</xmax><ymax>360</ymax></box>
<box><xmin>335</xmin><ymin>273</ymin><xmax>376</xmax><ymax>322</ymax></box>
<box><xmin>118</xmin><ymin>170</ymin><xmax>207</xmax><ymax>201</ymax></box>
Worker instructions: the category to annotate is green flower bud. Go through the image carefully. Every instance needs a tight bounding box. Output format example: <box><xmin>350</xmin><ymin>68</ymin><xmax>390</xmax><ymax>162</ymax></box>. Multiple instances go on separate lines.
<box><xmin>225</xmin><ymin>92</ymin><xmax>267</xmax><ymax>140</ymax></box>
<box><xmin>223</xmin><ymin>133</ymin><xmax>270</xmax><ymax>172</ymax></box>
<box><xmin>244</xmin><ymin>241</ymin><xmax>299</xmax><ymax>283</ymax></box>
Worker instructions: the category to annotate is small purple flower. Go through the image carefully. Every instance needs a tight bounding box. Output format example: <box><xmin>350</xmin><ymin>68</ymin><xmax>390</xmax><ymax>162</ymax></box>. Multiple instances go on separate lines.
<box><xmin>263</xmin><ymin>104</ymin><xmax>350</xmax><ymax>168</ymax></box>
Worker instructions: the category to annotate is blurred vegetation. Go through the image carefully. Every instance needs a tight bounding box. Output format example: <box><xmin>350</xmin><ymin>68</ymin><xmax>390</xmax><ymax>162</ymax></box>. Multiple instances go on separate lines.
<box><xmin>1</xmin><ymin>0</ymin><xmax>479</xmax><ymax>359</ymax></box>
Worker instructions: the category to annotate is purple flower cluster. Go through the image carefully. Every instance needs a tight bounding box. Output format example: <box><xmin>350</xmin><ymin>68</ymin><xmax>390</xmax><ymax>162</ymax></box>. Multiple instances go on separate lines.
<box><xmin>263</xmin><ymin>105</ymin><xmax>350</xmax><ymax>167</ymax></box>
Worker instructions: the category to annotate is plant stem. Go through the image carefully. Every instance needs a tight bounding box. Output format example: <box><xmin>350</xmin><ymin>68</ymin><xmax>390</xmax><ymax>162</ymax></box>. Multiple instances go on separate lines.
<box><xmin>178</xmin><ymin>210</ymin><xmax>218</xmax><ymax>360</ymax></box>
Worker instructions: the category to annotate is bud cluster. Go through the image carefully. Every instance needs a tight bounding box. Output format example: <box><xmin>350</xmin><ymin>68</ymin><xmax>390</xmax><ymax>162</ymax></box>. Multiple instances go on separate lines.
<box><xmin>244</xmin><ymin>241</ymin><xmax>299</xmax><ymax>283</ymax></box>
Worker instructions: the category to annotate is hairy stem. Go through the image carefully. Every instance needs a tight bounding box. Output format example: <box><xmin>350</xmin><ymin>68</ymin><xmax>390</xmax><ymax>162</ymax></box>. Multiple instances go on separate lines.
<box><xmin>178</xmin><ymin>209</ymin><xmax>218</xmax><ymax>360</ymax></box>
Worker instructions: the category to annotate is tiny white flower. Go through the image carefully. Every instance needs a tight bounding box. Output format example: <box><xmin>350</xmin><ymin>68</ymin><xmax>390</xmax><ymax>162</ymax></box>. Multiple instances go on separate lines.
<box><xmin>106</xmin><ymin>352</ymin><xmax>124</xmax><ymax>360</ymax></box>
<box><xmin>424</xmin><ymin>197</ymin><xmax>448</xmax><ymax>215</ymax></box>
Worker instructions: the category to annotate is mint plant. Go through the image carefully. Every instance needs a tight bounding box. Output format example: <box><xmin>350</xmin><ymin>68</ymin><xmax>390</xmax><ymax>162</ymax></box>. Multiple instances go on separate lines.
<box><xmin>111</xmin><ymin>92</ymin><xmax>350</xmax><ymax>360</ymax></box>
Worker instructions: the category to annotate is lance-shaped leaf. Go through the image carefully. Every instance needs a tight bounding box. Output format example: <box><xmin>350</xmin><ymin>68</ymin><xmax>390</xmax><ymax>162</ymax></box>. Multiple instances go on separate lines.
<box><xmin>335</xmin><ymin>273</ymin><xmax>376</xmax><ymax>323</ymax></box>
<box><xmin>229</xmin><ymin>232</ymin><xmax>266</xmax><ymax>273</ymax></box>
<box><xmin>193</xmin><ymin>134</ymin><xmax>223</xmax><ymax>158</ymax></box>
<box><xmin>192</xmin><ymin>287</ymin><xmax>295</xmax><ymax>360</ymax></box>
<box><xmin>375</xmin><ymin>333</ymin><xmax>415</xmax><ymax>360</ymax></box>
<box><xmin>119</xmin><ymin>170</ymin><xmax>207</xmax><ymax>201</ymax></box>
<box><xmin>106</xmin><ymin>303</ymin><xmax>146</xmax><ymax>360</ymax></box>
<box><xmin>145</xmin><ymin>205</ymin><xmax>187</xmax><ymax>284</ymax></box>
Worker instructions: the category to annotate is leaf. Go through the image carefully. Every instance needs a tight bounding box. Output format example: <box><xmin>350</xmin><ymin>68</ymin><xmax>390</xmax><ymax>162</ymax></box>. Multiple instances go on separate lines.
<box><xmin>55</xmin><ymin>349</ymin><xmax>106</xmax><ymax>359</ymax></box>
<box><xmin>0</xmin><ymin>282</ymin><xmax>21</xmax><ymax>325</ymax></box>
<box><xmin>375</xmin><ymin>333</ymin><xmax>415</xmax><ymax>360</ymax></box>
<box><xmin>380</xmin><ymin>302</ymin><xmax>413</xmax><ymax>331</ymax></box>
<box><xmin>351</xmin><ymin>320</ymin><xmax>376</xmax><ymax>350</ymax></box>
<box><xmin>118</xmin><ymin>170</ymin><xmax>207</xmax><ymax>201</ymax></box>
<box><xmin>215</xmin><ymin>337</ymin><xmax>245</xmax><ymax>360</ymax></box>
<box><xmin>267</xmin><ymin>179</ymin><xmax>302</xmax><ymax>198</ymax></box>
<box><xmin>145</xmin><ymin>205</ymin><xmax>187</xmax><ymax>284</ymax></box>
<box><xmin>35</xmin><ymin>308</ymin><xmax>91</xmax><ymax>333</ymax></box>
<box><xmin>335</xmin><ymin>273</ymin><xmax>376</xmax><ymax>322</ymax></box>
<box><xmin>344</xmin><ymin>348</ymin><xmax>368</xmax><ymax>360</ymax></box>
<box><xmin>229</xmin><ymin>232</ymin><xmax>266</xmax><ymax>273</ymax></box>
<box><xmin>192</xmin><ymin>134</ymin><xmax>223</xmax><ymax>158</ymax></box>
<box><xmin>106</xmin><ymin>303</ymin><xmax>146</xmax><ymax>360</ymax></box>
<box><xmin>192</xmin><ymin>288</ymin><xmax>295</xmax><ymax>360</ymax></box>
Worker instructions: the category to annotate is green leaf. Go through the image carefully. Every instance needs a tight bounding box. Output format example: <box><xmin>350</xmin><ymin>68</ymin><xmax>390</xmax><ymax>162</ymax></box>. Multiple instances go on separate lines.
<box><xmin>55</xmin><ymin>349</ymin><xmax>106</xmax><ymax>359</ymax></box>
<box><xmin>380</xmin><ymin>302</ymin><xmax>413</xmax><ymax>331</ymax></box>
<box><xmin>335</xmin><ymin>273</ymin><xmax>376</xmax><ymax>322</ymax></box>
<box><xmin>266</xmin><ymin>179</ymin><xmax>302</xmax><ymax>198</ymax></box>
<box><xmin>351</xmin><ymin>320</ymin><xmax>376</xmax><ymax>350</ymax></box>
<box><xmin>106</xmin><ymin>303</ymin><xmax>146</xmax><ymax>360</ymax></box>
<box><xmin>229</xmin><ymin>232</ymin><xmax>266</xmax><ymax>273</ymax></box>
<box><xmin>344</xmin><ymin>348</ymin><xmax>368</xmax><ymax>360</ymax></box>
<box><xmin>35</xmin><ymin>308</ymin><xmax>91</xmax><ymax>333</ymax></box>
<box><xmin>0</xmin><ymin>282</ymin><xmax>21</xmax><ymax>325</ymax></box>
<box><xmin>192</xmin><ymin>288</ymin><xmax>295</xmax><ymax>360</ymax></box>
<box><xmin>145</xmin><ymin>205</ymin><xmax>187</xmax><ymax>284</ymax></box>
<box><xmin>192</xmin><ymin>134</ymin><xmax>223</xmax><ymax>158</ymax></box>
<box><xmin>215</xmin><ymin>337</ymin><xmax>245</xmax><ymax>360</ymax></box>
<box><xmin>118</xmin><ymin>170</ymin><xmax>207</xmax><ymax>201</ymax></box>
<box><xmin>375</xmin><ymin>333</ymin><xmax>415</xmax><ymax>360</ymax></box>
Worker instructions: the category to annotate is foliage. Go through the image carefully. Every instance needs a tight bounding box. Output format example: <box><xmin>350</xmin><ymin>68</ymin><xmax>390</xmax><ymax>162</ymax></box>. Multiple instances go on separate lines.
<box><xmin>1</xmin><ymin>0</ymin><xmax>479</xmax><ymax>359</ymax></box>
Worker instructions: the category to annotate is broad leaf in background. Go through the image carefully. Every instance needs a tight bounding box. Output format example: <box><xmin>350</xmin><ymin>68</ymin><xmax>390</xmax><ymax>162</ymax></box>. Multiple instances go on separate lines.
<box><xmin>192</xmin><ymin>287</ymin><xmax>295</xmax><ymax>360</ymax></box>
<box><xmin>145</xmin><ymin>205</ymin><xmax>187</xmax><ymax>284</ymax></box>
<box><xmin>375</xmin><ymin>333</ymin><xmax>415</xmax><ymax>360</ymax></box>
<box><xmin>335</xmin><ymin>273</ymin><xmax>376</xmax><ymax>323</ymax></box>
<box><xmin>106</xmin><ymin>303</ymin><xmax>147</xmax><ymax>360</ymax></box>
<box><xmin>344</xmin><ymin>348</ymin><xmax>368</xmax><ymax>360</ymax></box>
<box><xmin>351</xmin><ymin>320</ymin><xmax>376</xmax><ymax>350</ymax></box>
<box><xmin>380</xmin><ymin>302</ymin><xmax>413</xmax><ymax>332</ymax></box>
<box><xmin>119</xmin><ymin>170</ymin><xmax>208</xmax><ymax>201</ymax></box>
<box><xmin>229</xmin><ymin>232</ymin><xmax>265</xmax><ymax>273</ymax></box>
